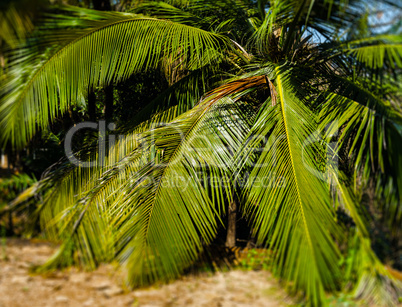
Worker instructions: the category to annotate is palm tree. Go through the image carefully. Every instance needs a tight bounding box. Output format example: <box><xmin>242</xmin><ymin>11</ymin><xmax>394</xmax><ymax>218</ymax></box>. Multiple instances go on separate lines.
<box><xmin>1</xmin><ymin>0</ymin><xmax>401</xmax><ymax>305</ymax></box>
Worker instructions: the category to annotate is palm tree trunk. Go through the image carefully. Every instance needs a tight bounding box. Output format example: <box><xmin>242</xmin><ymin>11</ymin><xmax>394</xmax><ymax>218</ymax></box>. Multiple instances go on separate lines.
<box><xmin>88</xmin><ymin>90</ymin><xmax>96</xmax><ymax>121</ymax></box>
<box><xmin>8</xmin><ymin>212</ymin><xmax>14</xmax><ymax>236</ymax></box>
<box><xmin>104</xmin><ymin>84</ymin><xmax>114</xmax><ymax>122</ymax></box>
<box><xmin>225</xmin><ymin>199</ymin><xmax>237</xmax><ymax>248</ymax></box>
<box><xmin>92</xmin><ymin>0</ymin><xmax>111</xmax><ymax>11</ymax></box>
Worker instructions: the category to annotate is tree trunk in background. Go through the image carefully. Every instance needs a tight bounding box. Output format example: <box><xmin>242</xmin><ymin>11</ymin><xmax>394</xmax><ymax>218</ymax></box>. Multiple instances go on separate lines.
<box><xmin>88</xmin><ymin>90</ymin><xmax>96</xmax><ymax>121</ymax></box>
<box><xmin>225</xmin><ymin>199</ymin><xmax>237</xmax><ymax>248</ymax></box>
<box><xmin>8</xmin><ymin>212</ymin><xmax>14</xmax><ymax>236</ymax></box>
<box><xmin>92</xmin><ymin>0</ymin><xmax>111</xmax><ymax>10</ymax></box>
<box><xmin>104</xmin><ymin>84</ymin><xmax>114</xmax><ymax>122</ymax></box>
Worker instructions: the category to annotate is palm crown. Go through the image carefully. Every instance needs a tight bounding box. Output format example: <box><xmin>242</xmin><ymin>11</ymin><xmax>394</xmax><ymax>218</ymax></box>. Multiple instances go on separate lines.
<box><xmin>1</xmin><ymin>0</ymin><xmax>401</xmax><ymax>305</ymax></box>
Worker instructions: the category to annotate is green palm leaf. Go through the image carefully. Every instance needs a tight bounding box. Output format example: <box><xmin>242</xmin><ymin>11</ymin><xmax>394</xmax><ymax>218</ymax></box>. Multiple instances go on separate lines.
<box><xmin>34</xmin><ymin>91</ymin><xmax>253</xmax><ymax>285</ymax></box>
<box><xmin>346</xmin><ymin>35</ymin><xmax>402</xmax><ymax>69</ymax></box>
<box><xmin>0</xmin><ymin>6</ymin><xmax>229</xmax><ymax>148</ymax></box>
<box><xmin>239</xmin><ymin>66</ymin><xmax>342</xmax><ymax>305</ymax></box>
<box><xmin>319</xmin><ymin>88</ymin><xmax>402</xmax><ymax>232</ymax></box>
<box><xmin>114</xmin><ymin>98</ymin><xmax>252</xmax><ymax>285</ymax></box>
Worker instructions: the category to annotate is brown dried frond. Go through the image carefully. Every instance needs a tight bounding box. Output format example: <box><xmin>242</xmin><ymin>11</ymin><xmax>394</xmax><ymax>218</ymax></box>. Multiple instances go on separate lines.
<box><xmin>203</xmin><ymin>75</ymin><xmax>278</xmax><ymax>107</ymax></box>
<box><xmin>204</xmin><ymin>76</ymin><xmax>268</xmax><ymax>105</ymax></box>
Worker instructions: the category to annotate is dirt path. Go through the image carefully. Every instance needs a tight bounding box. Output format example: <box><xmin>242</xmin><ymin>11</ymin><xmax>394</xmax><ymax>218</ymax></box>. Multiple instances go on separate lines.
<box><xmin>0</xmin><ymin>238</ymin><xmax>292</xmax><ymax>307</ymax></box>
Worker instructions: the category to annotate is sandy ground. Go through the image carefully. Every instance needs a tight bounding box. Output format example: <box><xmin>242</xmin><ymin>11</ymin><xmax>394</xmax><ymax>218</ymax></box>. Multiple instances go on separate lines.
<box><xmin>0</xmin><ymin>238</ymin><xmax>293</xmax><ymax>307</ymax></box>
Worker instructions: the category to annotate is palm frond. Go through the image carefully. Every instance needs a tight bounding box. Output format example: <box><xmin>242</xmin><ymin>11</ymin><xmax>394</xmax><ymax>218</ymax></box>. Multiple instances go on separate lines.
<box><xmin>346</xmin><ymin>35</ymin><xmax>402</xmax><ymax>69</ymax></box>
<box><xmin>238</xmin><ymin>65</ymin><xmax>342</xmax><ymax>305</ymax></box>
<box><xmin>0</xmin><ymin>6</ymin><xmax>229</xmax><ymax>148</ymax></box>
<box><xmin>34</xmin><ymin>87</ymin><xmax>254</xmax><ymax>285</ymax></box>
<box><xmin>28</xmin><ymin>104</ymin><xmax>184</xmax><ymax>239</ymax></box>
<box><xmin>113</xmin><ymin>98</ymin><xmax>247</xmax><ymax>285</ymax></box>
<box><xmin>319</xmin><ymin>89</ymin><xmax>402</xmax><ymax>232</ymax></box>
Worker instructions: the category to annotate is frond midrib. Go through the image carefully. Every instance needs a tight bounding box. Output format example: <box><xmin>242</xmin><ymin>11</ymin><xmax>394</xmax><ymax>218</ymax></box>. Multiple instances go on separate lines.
<box><xmin>275</xmin><ymin>66</ymin><xmax>317</xmax><ymax>266</ymax></box>
<box><xmin>349</xmin><ymin>43</ymin><xmax>402</xmax><ymax>50</ymax></box>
